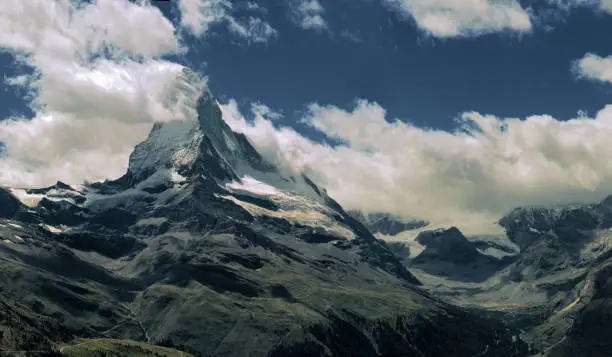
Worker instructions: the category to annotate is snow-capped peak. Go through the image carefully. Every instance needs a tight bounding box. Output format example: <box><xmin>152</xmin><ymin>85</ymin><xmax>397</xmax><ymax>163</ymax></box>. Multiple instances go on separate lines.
<box><xmin>124</xmin><ymin>88</ymin><xmax>326</xmax><ymax>205</ymax></box>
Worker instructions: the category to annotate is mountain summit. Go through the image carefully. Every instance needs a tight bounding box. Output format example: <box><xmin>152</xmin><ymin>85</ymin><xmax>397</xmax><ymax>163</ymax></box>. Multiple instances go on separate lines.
<box><xmin>85</xmin><ymin>87</ymin><xmax>420</xmax><ymax>284</ymax></box>
<box><xmin>0</xmin><ymin>88</ymin><xmax>526</xmax><ymax>357</ymax></box>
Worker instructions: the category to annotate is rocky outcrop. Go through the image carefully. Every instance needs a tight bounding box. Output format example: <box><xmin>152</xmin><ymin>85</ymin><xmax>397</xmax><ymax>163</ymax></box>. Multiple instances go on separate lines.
<box><xmin>415</xmin><ymin>227</ymin><xmax>480</xmax><ymax>264</ymax></box>
<box><xmin>0</xmin><ymin>187</ymin><xmax>23</xmax><ymax>219</ymax></box>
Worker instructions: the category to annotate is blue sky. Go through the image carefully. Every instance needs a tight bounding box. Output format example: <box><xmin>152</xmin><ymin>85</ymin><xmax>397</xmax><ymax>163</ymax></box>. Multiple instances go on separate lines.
<box><xmin>173</xmin><ymin>1</ymin><xmax>612</xmax><ymax>129</ymax></box>
<box><xmin>156</xmin><ymin>0</ymin><xmax>611</xmax><ymax>127</ymax></box>
<box><xmin>3</xmin><ymin>0</ymin><xmax>612</xmax><ymax>233</ymax></box>
<box><xmin>1</xmin><ymin>1</ymin><xmax>611</xmax><ymax>129</ymax></box>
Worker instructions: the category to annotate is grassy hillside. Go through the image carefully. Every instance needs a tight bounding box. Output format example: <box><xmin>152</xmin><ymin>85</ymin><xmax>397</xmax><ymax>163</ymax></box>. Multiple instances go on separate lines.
<box><xmin>59</xmin><ymin>338</ymin><xmax>193</xmax><ymax>357</ymax></box>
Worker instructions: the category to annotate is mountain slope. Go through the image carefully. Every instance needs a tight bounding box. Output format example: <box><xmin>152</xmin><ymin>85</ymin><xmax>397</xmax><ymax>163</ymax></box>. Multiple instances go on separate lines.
<box><xmin>369</xmin><ymin>195</ymin><xmax>612</xmax><ymax>357</ymax></box>
<box><xmin>0</xmin><ymin>83</ymin><xmax>526</xmax><ymax>356</ymax></box>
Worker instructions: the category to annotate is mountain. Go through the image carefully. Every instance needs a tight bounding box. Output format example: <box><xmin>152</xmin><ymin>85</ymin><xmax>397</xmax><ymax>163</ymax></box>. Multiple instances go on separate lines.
<box><xmin>0</xmin><ymin>82</ymin><xmax>526</xmax><ymax>356</ymax></box>
<box><xmin>348</xmin><ymin>211</ymin><xmax>429</xmax><ymax>236</ymax></box>
<box><xmin>414</xmin><ymin>227</ymin><xmax>480</xmax><ymax>264</ymax></box>
<box><xmin>375</xmin><ymin>197</ymin><xmax>612</xmax><ymax>357</ymax></box>
<box><xmin>497</xmin><ymin>201</ymin><xmax>612</xmax><ymax>355</ymax></box>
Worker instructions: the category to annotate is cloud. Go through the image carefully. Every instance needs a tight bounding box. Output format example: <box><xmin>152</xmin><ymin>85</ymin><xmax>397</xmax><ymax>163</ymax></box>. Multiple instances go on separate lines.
<box><xmin>178</xmin><ymin>0</ymin><xmax>278</xmax><ymax>42</ymax></box>
<box><xmin>573</xmin><ymin>53</ymin><xmax>612</xmax><ymax>84</ymax></box>
<box><xmin>0</xmin><ymin>0</ymin><xmax>204</xmax><ymax>188</ymax></box>
<box><xmin>178</xmin><ymin>0</ymin><xmax>230</xmax><ymax>37</ymax></box>
<box><xmin>4</xmin><ymin>74</ymin><xmax>29</xmax><ymax>87</ymax></box>
<box><xmin>546</xmin><ymin>0</ymin><xmax>612</xmax><ymax>13</ymax></box>
<box><xmin>381</xmin><ymin>0</ymin><xmax>532</xmax><ymax>38</ymax></box>
<box><xmin>251</xmin><ymin>103</ymin><xmax>282</xmax><ymax>120</ymax></box>
<box><xmin>221</xmin><ymin>99</ymin><xmax>612</xmax><ymax>235</ymax></box>
<box><xmin>289</xmin><ymin>0</ymin><xmax>328</xmax><ymax>31</ymax></box>
<box><xmin>0</xmin><ymin>0</ymin><xmax>181</xmax><ymax>57</ymax></box>
<box><xmin>226</xmin><ymin>16</ymin><xmax>279</xmax><ymax>43</ymax></box>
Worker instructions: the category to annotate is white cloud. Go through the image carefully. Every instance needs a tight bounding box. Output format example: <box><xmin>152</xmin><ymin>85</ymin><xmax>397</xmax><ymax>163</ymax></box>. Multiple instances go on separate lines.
<box><xmin>547</xmin><ymin>0</ymin><xmax>612</xmax><ymax>13</ymax></box>
<box><xmin>574</xmin><ymin>53</ymin><xmax>612</xmax><ymax>84</ymax></box>
<box><xmin>227</xmin><ymin>16</ymin><xmax>279</xmax><ymax>43</ymax></box>
<box><xmin>179</xmin><ymin>0</ymin><xmax>230</xmax><ymax>37</ymax></box>
<box><xmin>221</xmin><ymin>99</ymin><xmax>612</xmax><ymax>235</ymax></box>
<box><xmin>0</xmin><ymin>0</ymin><xmax>204</xmax><ymax>188</ymax></box>
<box><xmin>289</xmin><ymin>0</ymin><xmax>328</xmax><ymax>31</ymax></box>
<box><xmin>179</xmin><ymin>0</ymin><xmax>278</xmax><ymax>42</ymax></box>
<box><xmin>382</xmin><ymin>0</ymin><xmax>532</xmax><ymax>38</ymax></box>
<box><xmin>251</xmin><ymin>103</ymin><xmax>282</xmax><ymax>120</ymax></box>
<box><xmin>245</xmin><ymin>2</ymin><xmax>264</xmax><ymax>11</ymax></box>
<box><xmin>4</xmin><ymin>74</ymin><xmax>29</xmax><ymax>87</ymax></box>
<box><xmin>0</xmin><ymin>0</ymin><xmax>181</xmax><ymax>58</ymax></box>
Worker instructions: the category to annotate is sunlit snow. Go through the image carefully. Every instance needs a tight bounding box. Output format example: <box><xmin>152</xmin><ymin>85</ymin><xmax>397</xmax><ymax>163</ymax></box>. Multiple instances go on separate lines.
<box><xmin>225</xmin><ymin>175</ymin><xmax>279</xmax><ymax>195</ymax></box>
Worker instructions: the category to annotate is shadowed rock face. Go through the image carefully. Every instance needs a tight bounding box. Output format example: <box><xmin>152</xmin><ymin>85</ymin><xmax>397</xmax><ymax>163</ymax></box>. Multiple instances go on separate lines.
<box><xmin>405</xmin><ymin>227</ymin><xmax>513</xmax><ymax>284</ymax></box>
<box><xmin>538</xmin><ymin>264</ymin><xmax>612</xmax><ymax>357</ymax></box>
<box><xmin>415</xmin><ymin>227</ymin><xmax>480</xmax><ymax>264</ymax></box>
<box><xmin>498</xmin><ymin>199</ymin><xmax>612</xmax><ymax>252</ymax></box>
<box><xmin>0</xmin><ymin>187</ymin><xmax>23</xmax><ymax>218</ymax></box>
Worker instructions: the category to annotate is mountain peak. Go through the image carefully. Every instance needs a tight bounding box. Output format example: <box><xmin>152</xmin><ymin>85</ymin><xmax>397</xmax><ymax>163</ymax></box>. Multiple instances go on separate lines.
<box><xmin>125</xmin><ymin>89</ymin><xmax>278</xmax><ymax>187</ymax></box>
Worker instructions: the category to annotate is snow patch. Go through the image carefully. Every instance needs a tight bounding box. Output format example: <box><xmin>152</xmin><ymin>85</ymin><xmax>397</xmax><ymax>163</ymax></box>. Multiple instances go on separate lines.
<box><xmin>233</xmin><ymin>165</ymin><xmax>326</xmax><ymax>203</ymax></box>
<box><xmin>223</xmin><ymin>131</ymin><xmax>237</xmax><ymax>152</ymax></box>
<box><xmin>225</xmin><ymin>175</ymin><xmax>331</xmax><ymax>215</ymax></box>
<box><xmin>226</xmin><ymin>176</ymin><xmax>279</xmax><ymax>196</ymax></box>
<box><xmin>2</xmin><ymin>239</ymin><xmax>12</xmax><ymax>244</ymax></box>
<box><xmin>476</xmin><ymin>247</ymin><xmax>516</xmax><ymax>259</ymax></box>
<box><xmin>171</xmin><ymin>169</ymin><xmax>187</xmax><ymax>183</ymax></box>
<box><xmin>13</xmin><ymin>235</ymin><xmax>23</xmax><ymax>241</ymax></box>
<box><xmin>7</xmin><ymin>223</ymin><xmax>22</xmax><ymax>229</ymax></box>
<box><xmin>218</xmin><ymin>194</ymin><xmax>355</xmax><ymax>240</ymax></box>
<box><xmin>10</xmin><ymin>187</ymin><xmax>84</xmax><ymax>207</ymax></box>
<box><xmin>42</xmin><ymin>224</ymin><xmax>64</xmax><ymax>233</ymax></box>
<box><xmin>135</xmin><ymin>217</ymin><xmax>168</xmax><ymax>226</ymax></box>
<box><xmin>129</xmin><ymin>119</ymin><xmax>201</xmax><ymax>176</ymax></box>
<box><xmin>376</xmin><ymin>231</ymin><xmax>426</xmax><ymax>257</ymax></box>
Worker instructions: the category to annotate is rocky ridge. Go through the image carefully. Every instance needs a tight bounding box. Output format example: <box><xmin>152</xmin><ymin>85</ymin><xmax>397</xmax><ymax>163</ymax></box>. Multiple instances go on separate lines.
<box><xmin>375</xmin><ymin>197</ymin><xmax>612</xmax><ymax>357</ymax></box>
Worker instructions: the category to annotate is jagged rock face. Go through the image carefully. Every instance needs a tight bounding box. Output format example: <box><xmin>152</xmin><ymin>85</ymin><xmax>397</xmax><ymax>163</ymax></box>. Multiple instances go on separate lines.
<box><xmin>401</xmin><ymin>197</ymin><xmax>612</xmax><ymax>357</ymax></box>
<box><xmin>348</xmin><ymin>210</ymin><xmax>429</xmax><ymax>236</ymax></box>
<box><xmin>499</xmin><ymin>198</ymin><xmax>612</xmax><ymax>251</ymax></box>
<box><xmin>0</xmin><ymin>89</ymin><xmax>530</xmax><ymax>356</ymax></box>
<box><xmin>0</xmin><ymin>187</ymin><xmax>23</xmax><ymax>219</ymax></box>
<box><xmin>405</xmin><ymin>227</ymin><xmax>514</xmax><ymax>284</ymax></box>
<box><xmin>496</xmin><ymin>199</ymin><xmax>612</xmax><ymax>285</ymax></box>
<box><xmin>126</xmin><ymin>91</ymin><xmax>275</xmax><ymax>188</ymax></box>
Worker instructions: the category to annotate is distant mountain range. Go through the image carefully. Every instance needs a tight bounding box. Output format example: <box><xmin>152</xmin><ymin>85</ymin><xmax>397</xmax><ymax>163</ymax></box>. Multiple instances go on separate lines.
<box><xmin>347</xmin><ymin>211</ymin><xmax>429</xmax><ymax>236</ymax></box>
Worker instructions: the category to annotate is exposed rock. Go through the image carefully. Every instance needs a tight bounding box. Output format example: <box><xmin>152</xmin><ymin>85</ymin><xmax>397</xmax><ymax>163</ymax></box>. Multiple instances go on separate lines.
<box><xmin>415</xmin><ymin>227</ymin><xmax>480</xmax><ymax>264</ymax></box>
<box><xmin>0</xmin><ymin>188</ymin><xmax>24</xmax><ymax>219</ymax></box>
